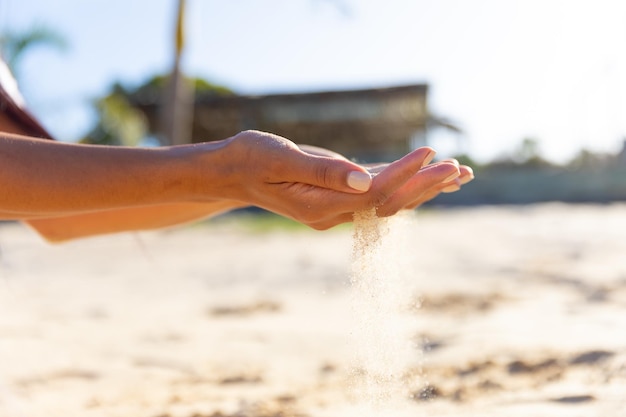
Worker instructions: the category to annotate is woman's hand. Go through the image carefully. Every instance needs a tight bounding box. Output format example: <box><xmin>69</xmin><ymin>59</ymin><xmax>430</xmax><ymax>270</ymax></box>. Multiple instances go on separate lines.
<box><xmin>364</xmin><ymin>158</ymin><xmax>474</xmax><ymax>214</ymax></box>
<box><xmin>212</xmin><ymin>130</ymin><xmax>472</xmax><ymax>230</ymax></box>
<box><xmin>300</xmin><ymin>144</ymin><xmax>475</xmax><ymax>213</ymax></box>
<box><xmin>5</xmin><ymin>129</ymin><xmax>473</xmax><ymax>240</ymax></box>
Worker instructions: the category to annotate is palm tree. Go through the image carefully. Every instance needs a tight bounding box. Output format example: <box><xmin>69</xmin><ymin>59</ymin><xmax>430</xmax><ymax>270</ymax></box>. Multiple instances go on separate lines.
<box><xmin>79</xmin><ymin>83</ymin><xmax>148</xmax><ymax>146</ymax></box>
<box><xmin>0</xmin><ymin>25</ymin><xmax>67</xmax><ymax>77</ymax></box>
<box><xmin>160</xmin><ymin>0</ymin><xmax>194</xmax><ymax>146</ymax></box>
<box><xmin>81</xmin><ymin>0</ymin><xmax>194</xmax><ymax>147</ymax></box>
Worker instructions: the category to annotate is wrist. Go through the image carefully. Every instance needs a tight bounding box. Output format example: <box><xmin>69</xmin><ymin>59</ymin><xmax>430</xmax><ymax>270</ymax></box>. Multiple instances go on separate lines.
<box><xmin>172</xmin><ymin>137</ymin><xmax>239</xmax><ymax>202</ymax></box>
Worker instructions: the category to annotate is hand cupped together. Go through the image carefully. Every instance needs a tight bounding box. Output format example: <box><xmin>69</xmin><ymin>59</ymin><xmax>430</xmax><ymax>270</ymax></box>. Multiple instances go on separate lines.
<box><xmin>222</xmin><ymin>130</ymin><xmax>473</xmax><ymax>229</ymax></box>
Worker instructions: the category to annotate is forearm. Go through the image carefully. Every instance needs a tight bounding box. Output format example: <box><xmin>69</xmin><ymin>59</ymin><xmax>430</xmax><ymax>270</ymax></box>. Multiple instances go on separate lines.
<box><xmin>26</xmin><ymin>201</ymin><xmax>247</xmax><ymax>242</ymax></box>
<box><xmin>0</xmin><ymin>133</ymin><xmax>228</xmax><ymax>217</ymax></box>
<box><xmin>1</xmin><ymin>129</ymin><xmax>468</xmax><ymax>240</ymax></box>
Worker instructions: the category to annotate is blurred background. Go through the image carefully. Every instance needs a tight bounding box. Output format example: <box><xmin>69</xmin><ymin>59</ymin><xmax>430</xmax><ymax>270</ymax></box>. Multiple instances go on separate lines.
<box><xmin>2</xmin><ymin>0</ymin><xmax>626</xmax><ymax>206</ymax></box>
<box><xmin>2</xmin><ymin>3</ymin><xmax>626</xmax><ymax>416</ymax></box>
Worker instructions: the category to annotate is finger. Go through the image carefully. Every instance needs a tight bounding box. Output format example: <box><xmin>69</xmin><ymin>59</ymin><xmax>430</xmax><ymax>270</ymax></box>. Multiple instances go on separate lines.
<box><xmin>407</xmin><ymin>165</ymin><xmax>475</xmax><ymax>208</ymax></box>
<box><xmin>364</xmin><ymin>163</ymin><xmax>388</xmax><ymax>175</ymax></box>
<box><xmin>276</xmin><ymin>147</ymin><xmax>436</xmax><ymax>225</ymax></box>
<box><xmin>406</xmin><ymin>188</ymin><xmax>440</xmax><ymax>209</ymax></box>
<box><xmin>441</xmin><ymin>165</ymin><xmax>475</xmax><ymax>193</ymax></box>
<box><xmin>297</xmin><ymin>144</ymin><xmax>349</xmax><ymax>160</ymax></box>
<box><xmin>364</xmin><ymin>148</ymin><xmax>437</xmax><ymax>176</ymax></box>
<box><xmin>459</xmin><ymin>165</ymin><xmax>475</xmax><ymax>184</ymax></box>
<box><xmin>244</xmin><ymin>131</ymin><xmax>371</xmax><ymax>194</ymax></box>
<box><xmin>365</xmin><ymin>147</ymin><xmax>437</xmax><ymax>207</ymax></box>
<box><xmin>376</xmin><ymin>161</ymin><xmax>460</xmax><ymax>216</ymax></box>
<box><xmin>301</xmin><ymin>161</ymin><xmax>465</xmax><ymax>226</ymax></box>
<box><xmin>289</xmin><ymin>150</ymin><xmax>373</xmax><ymax>193</ymax></box>
<box><xmin>441</xmin><ymin>157</ymin><xmax>460</xmax><ymax>167</ymax></box>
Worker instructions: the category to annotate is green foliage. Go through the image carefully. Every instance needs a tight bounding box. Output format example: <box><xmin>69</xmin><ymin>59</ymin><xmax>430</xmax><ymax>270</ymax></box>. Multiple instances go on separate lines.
<box><xmin>226</xmin><ymin>212</ymin><xmax>308</xmax><ymax>233</ymax></box>
<box><xmin>202</xmin><ymin>210</ymin><xmax>351</xmax><ymax>233</ymax></box>
<box><xmin>202</xmin><ymin>211</ymin><xmax>308</xmax><ymax>233</ymax></box>
<box><xmin>80</xmin><ymin>84</ymin><xmax>147</xmax><ymax>146</ymax></box>
<box><xmin>131</xmin><ymin>74</ymin><xmax>235</xmax><ymax>100</ymax></box>
<box><xmin>0</xmin><ymin>25</ymin><xmax>67</xmax><ymax>74</ymax></box>
<box><xmin>485</xmin><ymin>137</ymin><xmax>554</xmax><ymax>171</ymax></box>
<box><xmin>512</xmin><ymin>137</ymin><xmax>548</xmax><ymax>165</ymax></box>
<box><xmin>480</xmin><ymin>138</ymin><xmax>622</xmax><ymax>171</ymax></box>
<box><xmin>566</xmin><ymin>148</ymin><xmax>615</xmax><ymax>170</ymax></box>
<box><xmin>81</xmin><ymin>74</ymin><xmax>234</xmax><ymax>146</ymax></box>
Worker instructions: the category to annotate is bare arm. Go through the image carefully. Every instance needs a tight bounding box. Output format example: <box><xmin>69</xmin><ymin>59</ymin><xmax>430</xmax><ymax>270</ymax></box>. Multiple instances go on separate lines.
<box><xmin>0</xmin><ymin>130</ymin><xmax>374</xmax><ymax>240</ymax></box>
<box><xmin>25</xmin><ymin>201</ymin><xmax>246</xmax><ymax>242</ymax></box>
<box><xmin>0</xmin><ymin>132</ymin><xmax>250</xmax><ymax>240</ymax></box>
<box><xmin>0</xmin><ymin>132</ymin><xmax>227</xmax><ymax>216</ymax></box>
<box><xmin>1</xmin><ymin>130</ymin><xmax>470</xmax><ymax>241</ymax></box>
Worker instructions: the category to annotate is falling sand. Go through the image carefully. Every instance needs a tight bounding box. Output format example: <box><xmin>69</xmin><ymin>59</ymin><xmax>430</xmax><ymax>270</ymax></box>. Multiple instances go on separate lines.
<box><xmin>350</xmin><ymin>209</ymin><xmax>423</xmax><ymax>412</ymax></box>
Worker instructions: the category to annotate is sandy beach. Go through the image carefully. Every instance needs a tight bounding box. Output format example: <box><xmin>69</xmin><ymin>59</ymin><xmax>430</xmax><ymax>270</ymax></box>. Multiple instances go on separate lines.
<box><xmin>1</xmin><ymin>203</ymin><xmax>625</xmax><ymax>417</ymax></box>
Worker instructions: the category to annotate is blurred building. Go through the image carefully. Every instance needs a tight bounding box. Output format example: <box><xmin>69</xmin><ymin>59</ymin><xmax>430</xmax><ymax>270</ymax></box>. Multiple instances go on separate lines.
<box><xmin>133</xmin><ymin>83</ymin><xmax>434</xmax><ymax>162</ymax></box>
<box><xmin>618</xmin><ymin>139</ymin><xmax>626</xmax><ymax>165</ymax></box>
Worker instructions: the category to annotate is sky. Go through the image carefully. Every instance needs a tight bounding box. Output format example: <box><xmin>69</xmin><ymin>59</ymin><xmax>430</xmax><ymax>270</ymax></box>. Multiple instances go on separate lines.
<box><xmin>1</xmin><ymin>0</ymin><xmax>626</xmax><ymax>163</ymax></box>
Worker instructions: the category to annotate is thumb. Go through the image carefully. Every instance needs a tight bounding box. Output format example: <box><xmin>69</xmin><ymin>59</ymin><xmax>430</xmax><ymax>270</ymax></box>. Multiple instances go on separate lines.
<box><xmin>294</xmin><ymin>152</ymin><xmax>372</xmax><ymax>193</ymax></box>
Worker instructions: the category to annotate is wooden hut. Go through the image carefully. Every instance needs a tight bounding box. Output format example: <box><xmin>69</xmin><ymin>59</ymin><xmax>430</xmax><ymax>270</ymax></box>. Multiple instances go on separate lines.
<box><xmin>133</xmin><ymin>83</ymin><xmax>430</xmax><ymax>162</ymax></box>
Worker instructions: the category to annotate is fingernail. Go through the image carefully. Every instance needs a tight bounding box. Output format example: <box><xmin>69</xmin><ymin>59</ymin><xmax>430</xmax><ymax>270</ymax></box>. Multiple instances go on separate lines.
<box><xmin>443</xmin><ymin>169</ymin><xmax>460</xmax><ymax>183</ymax></box>
<box><xmin>442</xmin><ymin>158</ymin><xmax>460</xmax><ymax>167</ymax></box>
<box><xmin>421</xmin><ymin>149</ymin><xmax>437</xmax><ymax>167</ymax></box>
<box><xmin>442</xmin><ymin>183</ymin><xmax>461</xmax><ymax>193</ymax></box>
<box><xmin>459</xmin><ymin>173</ymin><xmax>475</xmax><ymax>185</ymax></box>
<box><xmin>347</xmin><ymin>171</ymin><xmax>372</xmax><ymax>191</ymax></box>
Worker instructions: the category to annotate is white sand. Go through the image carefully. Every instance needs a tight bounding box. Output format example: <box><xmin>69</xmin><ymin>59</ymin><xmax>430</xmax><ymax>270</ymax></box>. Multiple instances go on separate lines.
<box><xmin>1</xmin><ymin>203</ymin><xmax>625</xmax><ymax>416</ymax></box>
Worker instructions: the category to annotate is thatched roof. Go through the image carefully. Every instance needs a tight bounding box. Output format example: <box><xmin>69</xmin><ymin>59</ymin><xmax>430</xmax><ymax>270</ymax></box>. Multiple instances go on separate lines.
<box><xmin>133</xmin><ymin>83</ymin><xmax>431</xmax><ymax>162</ymax></box>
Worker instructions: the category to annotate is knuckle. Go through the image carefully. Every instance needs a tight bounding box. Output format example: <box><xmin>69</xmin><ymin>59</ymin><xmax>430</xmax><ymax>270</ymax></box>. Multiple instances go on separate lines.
<box><xmin>234</xmin><ymin>130</ymin><xmax>293</xmax><ymax>152</ymax></box>
<box><xmin>232</xmin><ymin>129</ymin><xmax>262</xmax><ymax>146</ymax></box>
<box><xmin>315</xmin><ymin>164</ymin><xmax>333</xmax><ymax>189</ymax></box>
